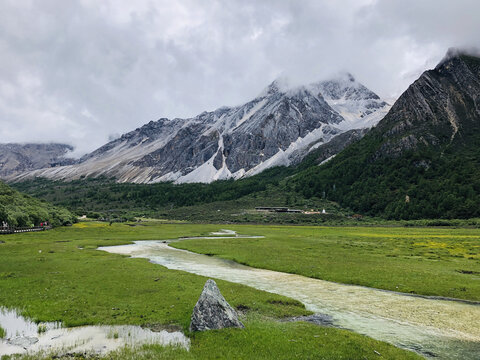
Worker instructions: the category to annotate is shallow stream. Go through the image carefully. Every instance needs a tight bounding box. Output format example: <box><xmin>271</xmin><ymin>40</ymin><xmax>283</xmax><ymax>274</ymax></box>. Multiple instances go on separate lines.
<box><xmin>99</xmin><ymin>231</ymin><xmax>480</xmax><ymax>359</ymax></box>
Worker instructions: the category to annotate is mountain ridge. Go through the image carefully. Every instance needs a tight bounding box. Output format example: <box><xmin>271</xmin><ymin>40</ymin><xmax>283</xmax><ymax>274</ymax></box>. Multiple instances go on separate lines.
<box><xmin>6</xmin><ymin>73</ymin><xmax>390</xmax><ymax>184</ymax></box>
<box><xmin>0</xmin><ymin>143</ymin><xmax>75</xmax><ymax>177</ymax></box>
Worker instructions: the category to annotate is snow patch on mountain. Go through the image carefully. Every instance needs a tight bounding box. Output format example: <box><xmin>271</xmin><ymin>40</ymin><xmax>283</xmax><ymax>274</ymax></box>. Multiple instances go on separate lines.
<box><xmin>244</xmin><ymin>124</ymin><xmax>339</xmax><ymax>177</ymax></box>
<box><xmin>175</xmin><ymin>134</ymin><xmax>232</xmax><ymax>183</ymax></box>
<box><xmin>320</xmin><ymin>154</ymin><xmax>336</xmax><ymax>165</ymax></box>
<box><xmin>236</xmin><ymin>99</ymin><xmax>267</xmax><ymax>128</ymax></box>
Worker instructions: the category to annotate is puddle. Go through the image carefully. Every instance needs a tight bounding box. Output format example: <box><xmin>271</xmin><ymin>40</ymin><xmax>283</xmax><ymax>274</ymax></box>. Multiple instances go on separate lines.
<box><xmin>209</xmin><ymin>229</ymin><xmax>238</xmax><ymax>236</ymax></box>
<box><xmin>175</xmin><ymin>229</ymin><xmax>264</xmax><ymax>241</ymax></box>
<box><xmin>99</xmin><ymin>231</ymin><xmax>480</xmax><ymax>360</ymax></box>
<box><xmin>0</xmin><ymin>308</ymin><xmax>189</xmax><ymax>357</ymax></box>
<box><xmin>0</xmin><ymin>308</ymin><xmax>60</xmax><ymax>339</ymax></box>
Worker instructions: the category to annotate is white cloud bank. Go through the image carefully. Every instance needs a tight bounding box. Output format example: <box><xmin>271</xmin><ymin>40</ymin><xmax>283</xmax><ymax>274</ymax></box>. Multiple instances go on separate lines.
<box><xmin>0</xmin><ymin>0</ymin><xmax>479</xmax><ymax>156</ymax></box>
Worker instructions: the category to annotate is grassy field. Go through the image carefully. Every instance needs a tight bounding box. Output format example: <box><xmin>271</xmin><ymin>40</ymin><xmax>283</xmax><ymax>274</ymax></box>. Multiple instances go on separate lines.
<box><xmin>172</xmin><ymin>225</ymin><xmax>480</xmax><ymax>301</ymax></box>
<box><xmin>0</xmin><ymin>222</ymin><xmax>420</xmax><ymax>359</ymax></box>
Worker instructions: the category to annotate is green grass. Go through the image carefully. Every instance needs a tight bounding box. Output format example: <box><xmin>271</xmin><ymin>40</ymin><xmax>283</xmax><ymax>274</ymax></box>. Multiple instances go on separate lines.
<box><xmin>0</xmin><ymin>325</ymin><xmax>5</xmax><ymax>339</ymax></box>
<box><xmin>172</xmin><ymin>225</ymin><xmax>480</xmax><ymax>301</ymax></box>
<box><xmin>14</xmin><ymin>319</ymin><xmax>421</xmax><ymax>360</ymax></box>
<box><xmin>0</xmin><ymin>222</ymin><xmax>420</xmax><ymax>359</ymax></box>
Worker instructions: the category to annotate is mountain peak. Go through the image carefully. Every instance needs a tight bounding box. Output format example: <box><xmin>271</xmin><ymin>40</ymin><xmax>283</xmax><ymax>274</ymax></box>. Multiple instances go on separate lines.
<box><xmin>375</xmin><ymin>46</ymin><xmax>480</xmax><ymax>156</ymax></box>
<box><xmin>437</xmin><ymin>47</ymin><xmax>480</xmax><ymax>69</ymax></box>
<box><xmin>261</xmin><ymin>72</ymin><xmax>359</xmax><ymax>99</ymax></box>
<box><xmin>334</xmin><ymin>71</ymin><xmax>356</xmax><ymax>83</ymax></box>
<box><xmin>260</xmin><ymin>77</ymin><xmax>292</xmax><ymax>97</ymax></box>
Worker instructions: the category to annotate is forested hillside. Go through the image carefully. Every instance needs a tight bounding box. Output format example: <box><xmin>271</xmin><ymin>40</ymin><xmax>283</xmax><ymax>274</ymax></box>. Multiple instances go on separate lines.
<box><xmin>12</xmin><ymin>167</ymin><xmax>295</xmax><ymax>219</ymax></box>
<box><xmin>0</xmin><ymin>181</ymin><xmax>75</xmax><ymax>227</ymax></box>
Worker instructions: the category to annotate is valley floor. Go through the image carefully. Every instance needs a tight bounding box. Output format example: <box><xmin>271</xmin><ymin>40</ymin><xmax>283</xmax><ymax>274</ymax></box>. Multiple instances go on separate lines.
<box><xmin>2</xmin><ymin>221</ymin><xmax>479</xmax><ymax>359</ymax></box>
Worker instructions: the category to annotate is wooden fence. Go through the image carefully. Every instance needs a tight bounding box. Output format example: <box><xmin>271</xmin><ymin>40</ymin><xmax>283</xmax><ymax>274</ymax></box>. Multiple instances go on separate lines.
<box><xmin>0</xmin><ymin>226</ymin><xmax>52</xmax><ymax>235</ymax></box>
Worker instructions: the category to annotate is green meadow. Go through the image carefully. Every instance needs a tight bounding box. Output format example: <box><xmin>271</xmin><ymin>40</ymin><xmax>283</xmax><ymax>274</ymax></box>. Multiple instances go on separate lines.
<box><xmin>2</xmin><ymin>221</ymin><xmax>468</xmax><ymax>359</ymax></box>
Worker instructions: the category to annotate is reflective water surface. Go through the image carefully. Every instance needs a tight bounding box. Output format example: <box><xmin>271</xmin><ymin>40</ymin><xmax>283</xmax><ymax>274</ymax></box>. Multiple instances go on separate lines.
<box><xmin>0</xmin><ymin>307</ymin><xmax>59</xmax><ymax>339</ymax></box>
<box><xmin>0</xmin><ymin>308</ymin><xmax>189</xmax><ymax>357</ymax></box>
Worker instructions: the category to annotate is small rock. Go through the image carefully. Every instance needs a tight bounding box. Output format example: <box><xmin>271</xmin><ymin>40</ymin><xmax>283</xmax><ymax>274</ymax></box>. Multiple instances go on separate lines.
<box><xmin>190</xmin><ymin>279</ymin><xmax>244</xmax><ymax>331</ymax></box>
<box><xmin>287</xmin><ymin>313</ymin><xmax>335</xmax><ymax>327</ymax></box>
<box><xmin>8</xmin><ymin>336</ymin><xmax>39</xmax><ymax>349</ymax></box>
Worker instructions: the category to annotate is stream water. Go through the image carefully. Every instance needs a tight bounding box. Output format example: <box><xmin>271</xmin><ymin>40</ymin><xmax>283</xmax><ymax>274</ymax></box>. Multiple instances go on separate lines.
<box><xmin>99</xmin><ymin>232</ymin><xmax>480</xmax><ymax>360</ymax></box>
<box><xmin>0</xmin><ymin>307</ymin><xmax>189</xmax><ymax>357</ymax></box>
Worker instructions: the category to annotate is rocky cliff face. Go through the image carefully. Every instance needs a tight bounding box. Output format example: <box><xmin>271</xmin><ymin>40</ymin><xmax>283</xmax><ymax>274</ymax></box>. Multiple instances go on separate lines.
<box><xmin>372</xmin><ymin>49</ymin><xmax>480</xmax><ymax>158</ymax></box>
<box><xmin>0</xmin><ymin>143</ymin><xmax>75</xmax><ymax>177</ymax></box>
<box><xmin>7</xmin><ymin>74</ymin><xmax>390</xmax><ymax>184</ymax></box>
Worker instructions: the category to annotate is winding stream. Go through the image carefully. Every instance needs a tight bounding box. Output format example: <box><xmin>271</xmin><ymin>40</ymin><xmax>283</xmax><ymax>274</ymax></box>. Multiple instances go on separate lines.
<box><xmin>99</xmin><ymin>231</ymin><xmax>480</xmax><ymax>359</ymax></box>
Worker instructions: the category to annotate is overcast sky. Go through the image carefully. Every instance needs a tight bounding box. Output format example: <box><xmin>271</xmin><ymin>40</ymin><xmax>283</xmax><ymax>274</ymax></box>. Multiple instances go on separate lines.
<box><xmin>1</xmin><ymin>0</ymin><xmax>479</xmax><ymax>156</ymax></box>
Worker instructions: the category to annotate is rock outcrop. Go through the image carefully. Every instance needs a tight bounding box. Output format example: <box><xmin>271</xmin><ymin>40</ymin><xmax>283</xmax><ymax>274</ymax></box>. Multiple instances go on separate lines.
<box><xmin>190</xmin><ymin>279</ymin><xmax>244</xmax><ymax>332</ymax></box>
<box><xmin>293</xmin><ymin>128</ymin><xmax>369</xmax><ymax>167</ymax></box>
<box><xmin>7</xmin><ymin>336</ymin><xmax>39</xmax><ymax>349</ymax></box>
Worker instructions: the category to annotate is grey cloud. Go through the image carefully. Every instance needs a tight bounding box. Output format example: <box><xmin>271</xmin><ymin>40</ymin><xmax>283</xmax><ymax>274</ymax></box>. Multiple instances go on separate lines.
<box><xmin>0</xmin><ymin>0</ymin><xmax>479</xmax><ymax>156</ymax></box>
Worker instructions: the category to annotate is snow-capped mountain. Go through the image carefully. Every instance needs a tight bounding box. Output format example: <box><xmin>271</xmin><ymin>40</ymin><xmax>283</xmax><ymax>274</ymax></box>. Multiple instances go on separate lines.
<box><xmin>7</xmin><ymin>73</ymin><xmax>390</xmax><ymax>184</ymax></box>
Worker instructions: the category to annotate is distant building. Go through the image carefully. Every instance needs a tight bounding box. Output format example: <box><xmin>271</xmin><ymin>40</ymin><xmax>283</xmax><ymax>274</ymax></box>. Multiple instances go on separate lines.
<box><xmin>303</xmin><ymin>209</ymin><xmax>327</xmax><ymax>215</ymax></box>
<box><xmin>255</xmin><ymin>207</ymin><xmax>303</xmax><ymax>213</ymax></box>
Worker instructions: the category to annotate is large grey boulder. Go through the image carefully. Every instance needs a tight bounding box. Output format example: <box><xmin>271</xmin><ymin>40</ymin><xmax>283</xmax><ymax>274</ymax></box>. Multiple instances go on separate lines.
<box><xmin>190</xmin><ymin>279</ymin><xmax>244</xmax><ymax>331</ymax></box>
